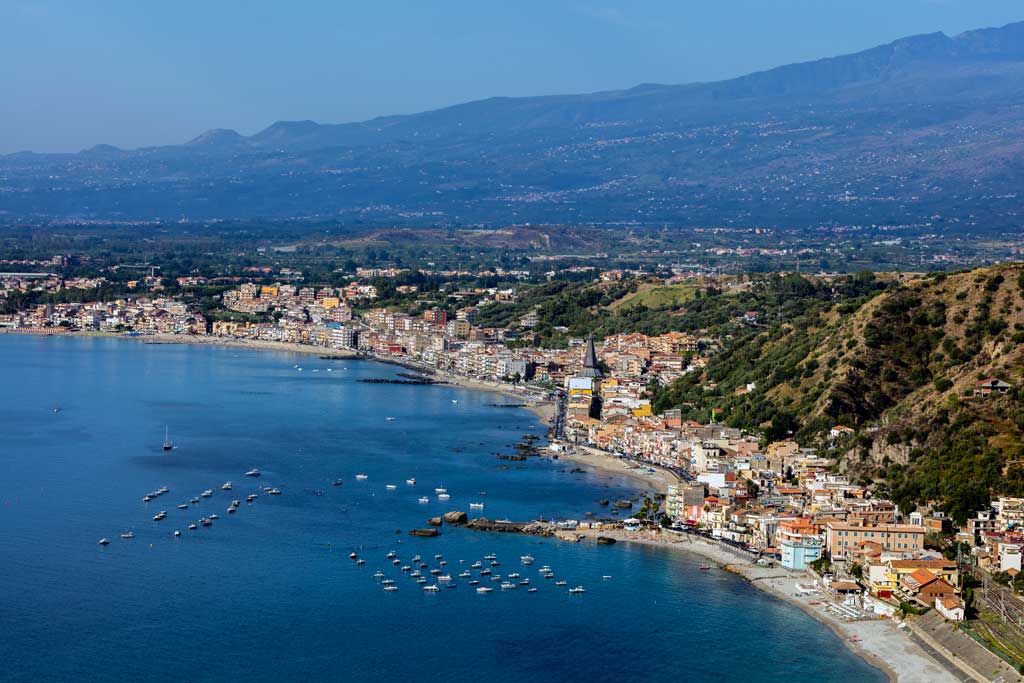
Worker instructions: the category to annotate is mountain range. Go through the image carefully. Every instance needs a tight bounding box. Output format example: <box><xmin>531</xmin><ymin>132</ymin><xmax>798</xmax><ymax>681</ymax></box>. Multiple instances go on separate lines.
<box><xmin>3</xmin><ymin>20</ymin><xmax>1024</xmax><ymax>227</ymax></box>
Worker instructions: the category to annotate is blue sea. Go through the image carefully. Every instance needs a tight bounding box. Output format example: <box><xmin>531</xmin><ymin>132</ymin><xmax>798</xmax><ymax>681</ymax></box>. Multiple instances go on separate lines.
<box><xmin>0</xmin><ymin>335</ymin><xmax>884</xmax><ymax>682</ymax></box>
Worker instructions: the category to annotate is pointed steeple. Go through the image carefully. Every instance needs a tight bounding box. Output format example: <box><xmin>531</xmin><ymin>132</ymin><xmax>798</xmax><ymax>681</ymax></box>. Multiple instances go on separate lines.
<box><xmin>578</xmin><ymin>335</ymin><xmax>603</xmax><ymax>378</ymax></box>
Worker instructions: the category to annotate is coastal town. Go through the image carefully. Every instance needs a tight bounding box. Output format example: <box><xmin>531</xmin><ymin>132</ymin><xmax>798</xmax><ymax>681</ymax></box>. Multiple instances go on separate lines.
<box><xmin>6</xmin><ymin>268</ymin><xmax>1024</xmax><ymax>680</ymax></box>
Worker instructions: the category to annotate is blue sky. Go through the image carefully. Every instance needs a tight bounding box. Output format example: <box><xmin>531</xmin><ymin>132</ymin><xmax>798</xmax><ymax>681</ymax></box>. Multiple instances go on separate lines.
<box><xmin>1</xmin><ymin>0</ymin><xmax>1021</xmax><ymax>153</ymax></box>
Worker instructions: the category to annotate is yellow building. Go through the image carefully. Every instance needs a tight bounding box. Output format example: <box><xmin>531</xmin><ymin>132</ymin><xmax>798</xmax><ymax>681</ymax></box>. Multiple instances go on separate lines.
<box><xmin>321</xmin><ymin>297</ymin><xmax>340</xmax><ymax>309</ymax></box>
<box><xmin>260</xmin><ymin>285</ymin><xmax>280</xmax><ymax>298</ymax></box>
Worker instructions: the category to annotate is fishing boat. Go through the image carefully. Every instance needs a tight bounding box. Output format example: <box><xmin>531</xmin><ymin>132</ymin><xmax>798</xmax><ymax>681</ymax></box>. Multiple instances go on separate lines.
<box><xmin>162</xmin><ymin>426</ymin><xmax>173</xmax><ymax>451</ymax></box>
<box><xmin>245</xmin><ymin>468</ymin><xmax>261</xmax><ymax>477</ymax></box>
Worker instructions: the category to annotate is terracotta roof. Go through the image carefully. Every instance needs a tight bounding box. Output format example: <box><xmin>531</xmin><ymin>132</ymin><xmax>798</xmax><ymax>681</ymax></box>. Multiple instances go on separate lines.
<box><xmin>939</xmin><ymin>596</ymin><xmax>964</xmax><ymax>610</ymax></box>
<box><xmin>902</xmin><ymin>568</ymin><xmax>941</xmax><ymax>590</ymax></box>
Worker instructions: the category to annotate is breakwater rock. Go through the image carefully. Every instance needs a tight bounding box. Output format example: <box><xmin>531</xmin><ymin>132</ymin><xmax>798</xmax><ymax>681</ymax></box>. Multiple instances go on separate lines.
<box><xmin>409</xmin><ymin>528</ymin><xmax>440</xmax><ymax>537</ymax></box>
<box><xmin>443</xmin><ymin>511</ymin><xmax>468</xmax><ymax>525</ymax></box>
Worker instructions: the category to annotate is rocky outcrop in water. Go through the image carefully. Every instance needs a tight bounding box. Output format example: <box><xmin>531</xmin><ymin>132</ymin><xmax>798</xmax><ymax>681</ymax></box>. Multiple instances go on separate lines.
<box><xmin>443</xmin><ymin>511</ymin><xmax>468</xmax><ymax>525</ymax></box>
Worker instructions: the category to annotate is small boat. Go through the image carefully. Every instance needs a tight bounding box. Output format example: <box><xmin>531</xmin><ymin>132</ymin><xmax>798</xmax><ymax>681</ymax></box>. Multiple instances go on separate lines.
<box><xmin>162</xmin><ymin>426</ymin><xmax>173</xmax><ymax>451</ymax></box>
<box><xmin>230</xmin><ymin>500</ymin><xmax>240</xmax><ymax>507</ymax></box>
<box><xmin>416</xmin><ymin>577</ymin><xmax>427</xmax><ymax>584</ymax></box>
<box><xmin>201</xmin><ymin>490</ymin><xmax>213</xmax><ymax>498</ymax></box>
<box><xmin>501</xmin><ymin>582</ymin><xmax>517</xmax><ymax>590</ymax></box>
<box><xmin>569</xmin><ymin>586</ymin><xmax>586</xmax><ymax>594</ymax></box>
<box><xmin>332</xmin><ymin>479</ymin><xmax>344</xmax><ymax>486</ymax></box>
<box><xmin>158</xmin><ymin>486</ymin><xmax>169</xmax><ymax>494</ymax></box>
<box><xmin>555</xmin><ymin>580</ymin><xmax>567</xmax><ymax>586</ymax></box>
<box><xmin>120</xmin><ymin>531</ymin><xmax>135</xmax><ymax>539</ymax></box>
<box><xmin>355</xmin><ymin>474</ymin><xmax>368</xmax><ymax>481</ymax></box>
<box><xmin>245</xmin><ymin>469</ymin><xmax>261</xmax><ymax>477</ymax></box>
<box><xmin>490</xmin><ymin>576</ymin><xmax>502</xmax><ymax>583</ymax></box>
<box><xmin>401</xmin><ymin>566</ymin><xmax>412</xmax><ymax>572</ymax></box>
<box><xmin>98</xmin><ymin>538</ymin><xmax>110</xmax><ymax>546</ymax></box>
<box><xmin>469</xmin><ymin>580</ymin><xmax>480</xmax><ymax>586</ymax></box>
<box><xmin>438</xmin><ymin>575</ymin><xmax>452</xmax><ymax>582</ymax></box>
<box><xmin>480</xmin><ymin>568</ymin><xmax>492</xmax><ymax>576</ymax></box>
<box><xmin>506</xmin><ymin>572</ymin><xmax>520</xmax><ymax>580</ymax></box>
<box><xmin>470</xmin><ymin>502</ymin><xmax>485</xmax><ymax>510</ymax></box>
<box><xmin>221</xmin><ymin>482</ymin><xmax>233</xmax><ymax>490</ymax></box>
<box><xmin>381</xmin><ymin>579</ymin><xmax>395</xmax><ymax>585</ymax></box>
<box><xmin>266</xmin><ymin>488</ymin><xmax>281</xmax><ymax>495</ymax></box>
<box><xmin>142</xmin><ymin>496</ymin><xmax>152</xmax><ymax>502</ymax></box>
<box><xmin>190</xmin><ymin>497</ymin><xmax>200</xmax><ymax>504</ymax></box>
<box><xmin>520</xmin><ymin>580</ymin><xmax>530</xmax><ymax>586</ymax></box>
<box><xmin>423</xmin><ymin>585</ymin><xmax>440</xmax><ymax>592</ymax></box>
<box><xmin>177</xmin><ymin>504</ymin><xmax>188</xmax><ymax>510</ymax></box>
<box><xmin>385</xmin><ymin>484</ymin><xmax>397</xmax><ymax>491</ymax></box>
<box><xmin>490</xmin><ymin>560</ymin><xmax>500</xmax><ymax>567</ymax></box>
<box><xmin>410</xmin><ymin>571</ymin><xmax>422</xmax><ymax>578</ymax></box>
<box><xmin>458</xmin><ymin>571</ymin><xmax>472</xmax><ymax>579</ymax></box>
<box><xmin>602</xmin><ymin>575</ymin><xmax>612</xmax><ymax>580</ymax></box>
<box><xmin>434</xmin><ymin>487</ymin><xmax>447</xmax><ymax>494</ymax></box>
<box><xmin>699</xmin><ymin>565</ymin><xmax>712</xmax><ymax>571</ymax></box>
<box><xmin>438</xmin><ymin>493</ymin><xmax>451</xmax><ymax>502</ymax></box>
<box><xmin>227</xmin><ymin>506</ymin><xmax>236</xmax><ymax>514</ymax></box>
<box><xmin>520</xmin><ymin>555</ymin><xmax>534</xmax><ymax>565</ymax></box>
<box><xmin>476</xmin><ymin>587</ymin><xmax>493</xmax><ymax>594</ymax></box>
<box><xmin>208</xmin><ymin>513</ymin><xmax>219</xmax><ymax>520</ymax></box>
<box><xmin>373</xmin><ymin>571</ymin><xmax>385</xmax><ymax>579</ymax></box>
<box><xmin>418</xmin><ymin>497</ymin><xmax>430</xmax><ymax>504</ymax></box>
<box><xmin>153</xmin><ymin>511</ymin><xmax>167</xmax><ymax>521</ymax></box>
<box><xmin>384</xmin><ymin>417</ymin><xmax>396</xmax><ymax>421</ymax></box>
<box><xmin>471</xmin><ymin>561</ymin><xmax>482</xmax><ymax>569</ymax></box>
<box><xmin>430</xmin><ymin>568</ymin><xmax>441</xmax><ymax>575</ymax></box>
<box><xmin>200</xmin><ymin>518</ymin><xmax>212</xmax><ymax>527</ymax></box>
<box><xmin>434</xmin><ymin>554</ymin><xmax>443</xmax><ymax>560</ymax></box>
<box><xmin>411</xmin><ymin>555</ymin><xmax>421</xmax><ymax>563</ymax></box>
<box><xmin>349</xmin><ymin>552</ymin><xmax>358</xmax><ymax>559</ymax></box>
<box><xmin>356</xmin><ymin>559</ymin><xmax>365</xmax><ymax>565</ymax></box>
<box><xmin>247</xmin><ymin>493</ymin><xmax>258</xmax><ymax>502</ymax></box>
<box><xmin>188</xmin><ymin>523</ymin><xmax>198</xmax><ymax>531</ymax></box>
<box><xmin>528</xmin><ymin>588</ymin><xmax>538</xmax><ymax>593</ymax></box>
<box><xmin>483</xmin><ymin>554</ymin><xmax>496</xmax><ymax>561</ymax></box>
<box><xmin>406</xmin><ymin>478</ymin><xmax>416</xmax><ymax>485</ymax></box>
<box><xmin>386</xmin><ymin>551</ymin><xmax>397</xmax><ymax>558</ymax></box>
<box><xmin>383</xmin><ymin>585</ymin><xmax>399</xmax><ymax>592</ymax></box>
<box><xmin>173</xmin><ymin>530</ymin><xmax>181</xmax><ymax>537</ymax></box>
<box><xmin>392</xmin><ymin>559</ymin><xmax>401</xmax><ymax>566</ymax></box>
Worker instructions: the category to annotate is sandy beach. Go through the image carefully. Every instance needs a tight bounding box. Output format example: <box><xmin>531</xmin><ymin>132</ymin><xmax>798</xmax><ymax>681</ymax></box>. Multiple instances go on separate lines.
<box><xmin>573</xmin><ymin>527</ymin><xmax>959</xmax><ymax>683</ymax></box>
<box><xmin>554</xmin><ymin>444</ymin><xmax>680</xmax><ymax>492</ymax></box>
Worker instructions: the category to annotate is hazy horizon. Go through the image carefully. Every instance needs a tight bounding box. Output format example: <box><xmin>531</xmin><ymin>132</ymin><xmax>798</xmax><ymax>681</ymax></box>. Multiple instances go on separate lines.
<box><xmin>1</xmin><ymin>0</ymin><xmax>1022</xmax><ymax>154</ymax></box>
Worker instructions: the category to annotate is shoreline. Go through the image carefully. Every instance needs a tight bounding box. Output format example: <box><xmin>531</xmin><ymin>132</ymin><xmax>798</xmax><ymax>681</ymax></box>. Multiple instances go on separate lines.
<box><xmin>573</xmin><ymin>528</ymin><xmax>958</xmax><ymax>683</ymax></box>
<box><xmin>9</xmin><ymin>330</ymin><xmax>942</xmax><ymax>680</ymax></box>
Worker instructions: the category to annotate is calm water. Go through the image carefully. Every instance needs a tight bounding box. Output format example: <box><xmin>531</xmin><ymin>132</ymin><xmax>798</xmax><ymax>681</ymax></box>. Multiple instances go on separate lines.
<box><xmin>0</xmin><ymin>335</ymin><xmax>884</xmax><ymax>682</ymax></box>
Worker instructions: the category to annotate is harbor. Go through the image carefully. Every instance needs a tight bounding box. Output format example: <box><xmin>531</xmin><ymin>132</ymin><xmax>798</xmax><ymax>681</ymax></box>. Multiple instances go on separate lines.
<box><xmin>0</xmin><ymin>334</ymin><xmax>887</xmax><ymax>683</ymax></box>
